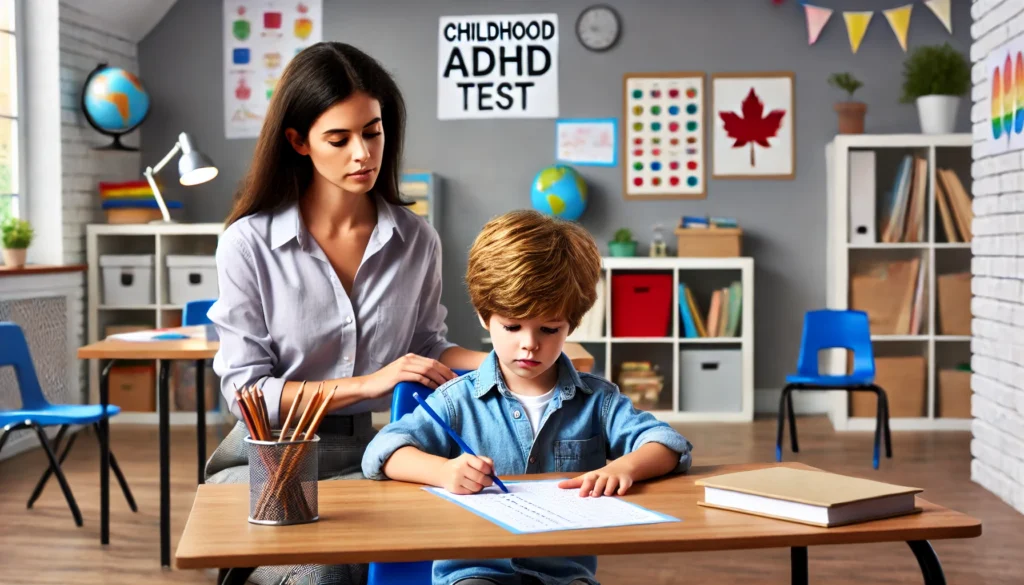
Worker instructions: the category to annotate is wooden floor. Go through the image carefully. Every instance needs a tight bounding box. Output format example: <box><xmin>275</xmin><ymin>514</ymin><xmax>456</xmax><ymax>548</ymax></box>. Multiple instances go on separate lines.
<box><xmin>0</xmin><ymin>416</ymin><xmax>1019</xmax><ymax>584</ymax></box>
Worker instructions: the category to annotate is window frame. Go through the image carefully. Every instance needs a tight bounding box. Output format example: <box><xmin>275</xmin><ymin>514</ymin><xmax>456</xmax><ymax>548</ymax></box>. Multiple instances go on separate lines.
<box><xmin>0</xmin><ymin>0</ymin><xmax>26</xmax><ymax>220</ymax></box>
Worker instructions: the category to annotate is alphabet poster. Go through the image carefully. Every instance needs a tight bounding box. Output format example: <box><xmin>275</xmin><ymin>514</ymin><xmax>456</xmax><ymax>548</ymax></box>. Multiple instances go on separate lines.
<box><xmin>224</xmin><ymin>0</ymin><xmax>323</xmax><ymax>139</ymax></box>
<box><xmin>438</xmin><ymin>13</ymin><xmax>559</xmax><ymax>120</ymax></box>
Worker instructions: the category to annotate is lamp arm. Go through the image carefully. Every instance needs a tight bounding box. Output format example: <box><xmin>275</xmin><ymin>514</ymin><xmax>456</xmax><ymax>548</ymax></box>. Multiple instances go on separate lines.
<box><xmin>143</xmin><ymin>139</ymin><xmax>182</xmax><ymax>223</ymax></box>
<box><xmin>150</xmin><ymin>141</ymin><xmax>182</xmax><ymax>175</ymax></box>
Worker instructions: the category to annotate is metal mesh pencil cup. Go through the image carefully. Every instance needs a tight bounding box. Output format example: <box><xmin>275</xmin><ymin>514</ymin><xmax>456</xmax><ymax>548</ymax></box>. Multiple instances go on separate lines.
<box><xmin>244</xmin><ymin>433</ymin><xmax>320</xmax><ymax>525</ymax></box>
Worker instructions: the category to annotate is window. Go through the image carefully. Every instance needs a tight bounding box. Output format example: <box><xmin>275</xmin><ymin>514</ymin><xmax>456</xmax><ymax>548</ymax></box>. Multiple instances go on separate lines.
<box><xmin>0</xmin><ymin>0</ymin><xmax>20</xmax><ymax>220</ymax></box>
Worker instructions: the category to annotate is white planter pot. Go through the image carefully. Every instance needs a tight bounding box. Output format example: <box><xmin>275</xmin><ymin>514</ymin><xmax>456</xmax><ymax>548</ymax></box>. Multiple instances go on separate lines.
<box><xmin>916</xmin><ymin>95</ymin><xmax>960</xmax><ymax>135</ymax></box>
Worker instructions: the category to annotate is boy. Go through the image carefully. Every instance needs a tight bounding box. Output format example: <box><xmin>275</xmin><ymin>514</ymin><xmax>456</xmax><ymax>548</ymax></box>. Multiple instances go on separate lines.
<box><xmin>361</xmin><ymin>210</ymin><xmax>693</xmax><ymax>585</ymax></box>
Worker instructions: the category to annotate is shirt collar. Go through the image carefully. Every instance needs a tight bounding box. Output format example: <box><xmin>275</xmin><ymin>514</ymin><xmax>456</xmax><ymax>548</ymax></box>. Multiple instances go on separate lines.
<box><xmin>474</xmin><ymin>350</ymin><xmax>590</xmax><ymax>400</ymax></box>
<box><xmin>269</xmin><ymin>194</ymin><xmax>405</xmax><ymax>251</ymax></box>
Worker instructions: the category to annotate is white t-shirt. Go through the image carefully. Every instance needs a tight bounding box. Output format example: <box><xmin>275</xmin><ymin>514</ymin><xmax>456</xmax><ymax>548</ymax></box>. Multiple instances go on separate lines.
<box><xmin>511</xmin><ymin>387</ymin><xmax>556</xmax><ymax>435</ymax></box>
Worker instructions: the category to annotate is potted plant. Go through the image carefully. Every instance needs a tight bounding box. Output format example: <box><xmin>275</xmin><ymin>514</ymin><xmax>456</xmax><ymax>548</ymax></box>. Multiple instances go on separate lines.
<box><xmin>828</xmin><ymin>73</ymin><xmax>866</xmax><ymax>134</ymax></box>
<box><xmin>1</xmin><ymin>217</ymin><xmax>34</xmax><ymax>268</ymax></box>
<box><xmin>900</xmin><ymin>43</ymin><xmax>971</xmax><ymax>134</ymax></box>
<box><xmin>608</xmin><ymin>228</ymin><xmax>637</xmax><ymax>257</ymax></box>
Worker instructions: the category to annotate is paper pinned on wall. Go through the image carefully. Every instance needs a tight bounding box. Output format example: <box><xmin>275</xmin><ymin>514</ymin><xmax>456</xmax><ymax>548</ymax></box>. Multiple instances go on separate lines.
<box><xmin>555</xmin><ymin>118</ymin><xmax>617</xmax><ymax>166</ymax></box>
<box><xmin>223</xmin><ymin>0</ymin><xmax>323</xmax><ymax>139</ymax></box>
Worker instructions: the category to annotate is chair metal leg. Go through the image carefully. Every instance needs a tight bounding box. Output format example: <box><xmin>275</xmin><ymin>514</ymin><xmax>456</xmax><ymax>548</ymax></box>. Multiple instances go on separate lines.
<box><xmin>870</xmin><ymin>387</ymin><xmax>883</xmax><ymax>470</ymax></box>
<box><xmin>786</xmin><ymin>389</ymin><xmax>799</xmax><ymax>453</ymax></box>
<box><xmin>775</xmin><ymin>386</ymin><xmax>790</xmax><ymax>462</ymax></box>
<box><xmin>907</xmin><ymin>540</ymin><xmax>946</xmax><ymax>585</ymax></box>
<box><xmin>791</xmin><ymin>546</ymin><xmax>808</xmax><ymax>585</ymax></box>
<box><xmin>27</xmin><ymin>424</ymin><xmax>71</xmax><ymax>509</ymax></box>
<box><xmin>196</xmin><ymin>359</ymin><xmax>207</xmax><ymax>485</ymax></box>
<box><xmin>0</xmin><ymin>427</ymin><xmax>10</xmax><ymax>455</ymax></box>
<box><xmin>876</xmin><ymin>386</ymin><xmax>893</xmax><ymax>459</ymax></box>
<box><xmin>92</xmin><ymin>423</ymin><xmax>138</xmax><ymax>512</ymax></box>
<box><xmin>30</xmin><ymin>423</ymin><xmax>83</xmax><ymax>527</ymax></box>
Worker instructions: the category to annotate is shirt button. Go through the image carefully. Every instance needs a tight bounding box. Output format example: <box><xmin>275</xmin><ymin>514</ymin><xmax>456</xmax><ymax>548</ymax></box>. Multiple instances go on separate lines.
<box><xmin>343</xmin><ymin>356</ymin><xmax>350</xmax><ymax>362</ymax></box>
<box><xmin>345</xmin><ymin>316</ymin><xmax>353</xmax><ymax>325</ymax></box>
<box><xmin>529</xmin><ymin>456</ymin><xmax>536</xmax><ymax>464</ymax></box>
<box><xmin>512</xmin><ymin>410</ymin><xmax>522</xmax><ymax>419</ymax></box>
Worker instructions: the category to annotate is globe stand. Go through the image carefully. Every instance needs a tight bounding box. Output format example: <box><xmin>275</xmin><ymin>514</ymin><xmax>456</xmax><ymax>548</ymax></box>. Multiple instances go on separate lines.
<box><xmin>93</xmin><ymin>134</ymin><xmax>139</xmax><ymax>152</ymax></box>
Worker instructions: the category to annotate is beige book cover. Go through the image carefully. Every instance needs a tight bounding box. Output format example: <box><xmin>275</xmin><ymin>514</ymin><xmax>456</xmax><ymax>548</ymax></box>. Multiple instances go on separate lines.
<box><xmin>696</xmin><ymin>467</ymin><xmax>922</xmax><ymax>506</ymax></box>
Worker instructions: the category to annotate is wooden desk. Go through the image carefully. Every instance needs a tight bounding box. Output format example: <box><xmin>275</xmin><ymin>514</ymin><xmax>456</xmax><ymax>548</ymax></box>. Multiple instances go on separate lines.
<box><xmin>79</xmin><ymin>328</ymin><xmax>595</xmax><ymax>568</ymax></box>
<box><xmin>78</xmin><ymin>325</ymin><xmax>218</xmax><ymax>567</ymax></box>
<box><xmin>176</xmin><ymin>462</ymin><xmax>980</xmax><ymax>585</ymax></box>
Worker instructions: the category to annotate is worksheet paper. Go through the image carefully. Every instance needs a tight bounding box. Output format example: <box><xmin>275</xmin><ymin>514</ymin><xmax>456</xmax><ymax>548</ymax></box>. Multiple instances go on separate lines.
<box><xmin>425</xmin><ymin>480</ymin><xmax>679</xmax><ymax>534</ymax></box>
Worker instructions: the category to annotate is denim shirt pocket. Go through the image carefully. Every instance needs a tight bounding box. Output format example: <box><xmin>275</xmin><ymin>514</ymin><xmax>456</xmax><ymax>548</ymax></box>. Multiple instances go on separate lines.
<box><xmin>552</xmin><ymin>435</ymin><xmax>605</xmax><ymax>473</ymax></box>
<box><xmin>368</xmin><ymin>304</ymin><xmax>417</xmax><ymax>366</ymax></box>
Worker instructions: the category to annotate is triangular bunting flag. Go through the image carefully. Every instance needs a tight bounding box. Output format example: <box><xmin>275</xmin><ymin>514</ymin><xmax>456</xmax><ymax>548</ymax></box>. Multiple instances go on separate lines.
<box><xmin>843</xmin><ymin>11</ymin><xmax>874</xmax><ymax>54</ymax></box>
<box><xmin>883</xmin><ymin>4</ymin><xmax>913</xmax><ymax>52</ymax></box>
<box><xmin>924</xmin><ymin>0</ymin><xmax>952</xmax><ymax>34</ymax></box>
<box><xmin>803</xmin><ymin>4</ymin><xmax>834</xmax><ymax>45</ymax></box>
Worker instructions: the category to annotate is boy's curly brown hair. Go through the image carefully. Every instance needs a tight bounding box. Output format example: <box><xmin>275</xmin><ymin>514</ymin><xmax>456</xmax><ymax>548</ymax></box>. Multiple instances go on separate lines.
<box><xmin>466</xmin><ymin>210</ymin><xmax>602</xmax><ymax>332</ymax></box>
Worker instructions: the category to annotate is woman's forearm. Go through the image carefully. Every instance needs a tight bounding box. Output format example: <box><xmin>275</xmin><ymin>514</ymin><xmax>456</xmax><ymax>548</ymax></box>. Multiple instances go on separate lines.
<box><xmin>440</xmin><ymin>346</ymin><xmax>489</xmax><ymax>371</ymax></box>
<box><xmin>278</xmin><ymin>376</ymin><xmax>369</xmax><ymax>425</ymax></box>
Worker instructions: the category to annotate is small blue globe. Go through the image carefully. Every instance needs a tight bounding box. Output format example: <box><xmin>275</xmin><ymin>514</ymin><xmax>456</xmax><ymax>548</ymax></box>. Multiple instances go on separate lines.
<box><xmin>81</xmin><ymin>64</ymin><xmax>150</xmax><ymax>150</ymax></box>
<box><xmin>530</xmin><ymin>165</ymin><xmax>587</xmax><ymax>221</ymax></box>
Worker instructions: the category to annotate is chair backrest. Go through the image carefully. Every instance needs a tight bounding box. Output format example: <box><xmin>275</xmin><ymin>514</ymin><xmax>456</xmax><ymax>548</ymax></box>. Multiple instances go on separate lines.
<box><xmin>0</xmin><ymin>322</ymin><xmax>49</xmax><ymax>410</ymax></box>
<box><xmin>183</xmin><ymin>299</ymin><xmax>216</xmax><ymax>326</ymax></box>
<box><xmin>795</xmin><ymin>309</ymin><xmax>875</xmax><ymax>379</ymax></box>
<box><xmin>390</xmin><ymin>369</ymin><xmax>472</xmax><ymax>422</ymax></box>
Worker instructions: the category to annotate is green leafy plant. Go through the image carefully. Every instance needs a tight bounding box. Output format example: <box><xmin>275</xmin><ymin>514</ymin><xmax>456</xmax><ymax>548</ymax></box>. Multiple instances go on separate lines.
<box><xmin>612</xmin><ymin>228</ymin><xmax>634</xmax><ymax>243</ymax></box>
<box><xmin>828</xmin><ymin>73</ymin><xmax>863</xmax><ymax>100</ymax></box>
<box><xmin>900</xmin><ymin>43</ymin><xmax>971</xmax><ymax>103</ymax></box>
<box><xmin>1</xmin><ymin>217</ymin><xmax>34</xmax><ymax>249</ymax></box>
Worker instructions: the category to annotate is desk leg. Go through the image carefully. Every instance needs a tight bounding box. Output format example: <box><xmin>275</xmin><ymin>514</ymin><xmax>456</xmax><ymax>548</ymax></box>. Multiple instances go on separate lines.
<box><xmin>100</xmin><ymin>360</ymin><xmax>114</xmax><ymax>546</ymax></box>
<box><xmin>159</xmin><ymin>359</ymin><xmax>171</xmax><ymax>568</ymax></box>
<box><xmin>907</xmin><ymin>541</ymin><xmax>946</xmax><ymax>585</ymax></box>
<box><xmin>791</xmin><ymin>546</ymin><xmax>808</xmax><ymax>585</ymax></box>
<box><xmin>219</xmin><ymin>567</ymin><xmax>255</xmax><ymax>585</ymax></box>
<box><xmin>195</xmin><ymin>359</ymin><xmax>206</xmax><ymax>485</ymax></box>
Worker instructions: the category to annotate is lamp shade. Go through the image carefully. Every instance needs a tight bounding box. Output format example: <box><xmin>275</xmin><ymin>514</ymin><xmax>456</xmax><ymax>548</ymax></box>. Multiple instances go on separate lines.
<box><xmin>178</xmin><ymin>150</ymin><xmax>218</xmax><ymax>186</ymax></box>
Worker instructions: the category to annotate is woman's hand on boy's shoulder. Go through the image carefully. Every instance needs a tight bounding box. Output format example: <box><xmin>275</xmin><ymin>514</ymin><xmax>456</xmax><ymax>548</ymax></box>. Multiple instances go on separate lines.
<box><xmin>360</xmin><ymin>353</ymin><xmax>457</xmax><ymax>398</ymax></box>
<box><xmin>557</xmin><ymin>460</ymin><xmax>635</xmax><ymax>498</ymax></box>
<box><xmin>439</xmin><ymin>453</ymin><xmax>495</xmax><ymax>495</ymax></box>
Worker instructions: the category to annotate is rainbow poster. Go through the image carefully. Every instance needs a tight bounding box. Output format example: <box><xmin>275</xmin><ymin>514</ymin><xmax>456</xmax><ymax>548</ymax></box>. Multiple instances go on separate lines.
<box><xmin>986</xmin><ymin>39</ymin><xmax>1014</xmax><ymax>154</ymax></box>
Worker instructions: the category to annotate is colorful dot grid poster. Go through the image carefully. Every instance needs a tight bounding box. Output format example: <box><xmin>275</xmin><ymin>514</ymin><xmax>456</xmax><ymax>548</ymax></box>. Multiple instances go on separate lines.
<box><xmin>622</xmin><ymin>72</ymin><xmax>706</xmax><ymax>200</ymax></box>
<box><xmin>224</xmin><ymin>0</ymin><xmax>323</xmax><ymax>139</ymax></box>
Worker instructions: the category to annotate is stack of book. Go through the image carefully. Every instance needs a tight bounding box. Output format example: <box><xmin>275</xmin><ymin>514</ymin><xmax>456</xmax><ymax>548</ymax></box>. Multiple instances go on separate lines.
<box><xmin>850</xmin><ymin>256</ymin><xmax>925</xmax><ymax>335</ymax></box>
<box><xmin>99</xmin><ymin>180</ymin><xmax>182</xmax><ymax>224</ymax></box>
<box><xmin>679</xmin><ymin>281</ymin><xmax>742</xmax><ymax>338</ymax></box>
<box><xmin>680</xmin><ymin>215</ymin><xmax>738</xmax><ymax>229</ymax></box>
<box><xmin>617</xmin><ymin>361</ymin><xmax>663</xmax><ymax>410</ymax></box>
<box><xmin>880</xmin><ymin>156</ymin><xmax>972</xmax><ymax>243</ymax></box>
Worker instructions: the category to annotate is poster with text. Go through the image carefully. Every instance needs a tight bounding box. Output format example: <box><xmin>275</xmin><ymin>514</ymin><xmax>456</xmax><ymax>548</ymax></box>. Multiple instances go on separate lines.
<box><xmin>224</xmin><ymin>0</ymin><xmax>322</xmax><ymax>139</ymax></box>
<box><xmin>438</xmin><ymin>13</ymin><xmax>559</xmax><ymax>120</ymax></box>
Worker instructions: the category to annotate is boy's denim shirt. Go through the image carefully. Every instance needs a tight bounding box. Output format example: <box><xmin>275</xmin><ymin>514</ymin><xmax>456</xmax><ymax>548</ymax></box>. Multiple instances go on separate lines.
<box><xmin>362</xmin><ymin>351</ymin><xmax>694</xmax><ymax>585</ymax></box>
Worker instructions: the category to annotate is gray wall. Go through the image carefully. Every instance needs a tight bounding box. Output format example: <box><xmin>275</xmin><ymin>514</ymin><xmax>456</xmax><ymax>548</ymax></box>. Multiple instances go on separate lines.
<box><xmin>139</xmin><ymin>0</ymin><xmax>972</xmax><ymax>392</ymax></box>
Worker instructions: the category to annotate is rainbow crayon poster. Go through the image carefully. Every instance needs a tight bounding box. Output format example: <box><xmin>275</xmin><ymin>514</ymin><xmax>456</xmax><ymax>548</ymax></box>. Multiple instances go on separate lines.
<box><xmin>985</xmin><ymin>36</ymin><xmax>1024</xmax><ymax>153</ymax></box>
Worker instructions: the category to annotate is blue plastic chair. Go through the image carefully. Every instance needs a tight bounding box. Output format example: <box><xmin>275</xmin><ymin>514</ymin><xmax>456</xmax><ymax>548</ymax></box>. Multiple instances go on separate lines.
<box><xmin>0</xmin><ymin>322</ymin><xmax>137</xmax><ymax>526</ymax></box>
<box><xmin>367</xmin><ymin>370</ymin><xmax>470</xmax><ymax>585</ymax></box>
<box><xmin>777</xmin><ymin>309</ymin><xmax>892</xmax><ymax>469</ymax></box>
<box><xmin>183</xmin><ymin>298</ymin><xmax>219</xmax><ymax>482</ymax></box>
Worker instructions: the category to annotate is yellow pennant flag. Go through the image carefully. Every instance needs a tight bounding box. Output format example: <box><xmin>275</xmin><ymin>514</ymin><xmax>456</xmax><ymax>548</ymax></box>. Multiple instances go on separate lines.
<box><xmin>843</xmin><ymin>11</ymin><xmax>874</xmax><ymax>54</ymax></box>
<box><xmin>884</xmin><ymin>4</ymin><xmax>913</xmax><ymax>52</ymax></box>
<box><xmin>925</xmin><ymin>0</ymin><xmax>952</xmax><ymax>34</ymax></box>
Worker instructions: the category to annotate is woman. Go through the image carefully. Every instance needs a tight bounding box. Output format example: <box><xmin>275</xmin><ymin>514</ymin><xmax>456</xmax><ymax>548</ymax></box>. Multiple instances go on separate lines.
<box><xmin>206</xmin><ymin>42</ymin><xmax>487</xmax><ymax>585</ymax></box>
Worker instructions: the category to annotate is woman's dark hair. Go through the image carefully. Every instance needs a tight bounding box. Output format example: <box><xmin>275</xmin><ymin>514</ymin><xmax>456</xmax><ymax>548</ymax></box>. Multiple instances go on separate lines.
<box><xmin>226</xmin><ymin>42</ymin><xmax>409</xmax><ymax>226</ymax></box>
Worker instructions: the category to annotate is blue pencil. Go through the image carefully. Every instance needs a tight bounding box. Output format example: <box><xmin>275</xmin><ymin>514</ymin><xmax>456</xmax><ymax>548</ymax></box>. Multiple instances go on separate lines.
<box><xmin>412</xmin><ymin>392</ymin><xmax>509</xmax><ymax>494</ymax></box>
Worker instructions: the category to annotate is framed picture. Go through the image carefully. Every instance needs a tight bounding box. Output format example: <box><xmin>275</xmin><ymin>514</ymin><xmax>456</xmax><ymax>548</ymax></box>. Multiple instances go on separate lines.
<box><xmin>622</xmin><ymin>71</ymin><xmax>707</xmax><ymax>200</ymax></box>
<box><xmin>711</xmin><ymin>71</ymin><xmax>795</xmax><ymax>180</ymax></box>
<box><xmin>555</xmin><ymin>118</ymin><xmax>618</xmax><ymax>167</ymax></box>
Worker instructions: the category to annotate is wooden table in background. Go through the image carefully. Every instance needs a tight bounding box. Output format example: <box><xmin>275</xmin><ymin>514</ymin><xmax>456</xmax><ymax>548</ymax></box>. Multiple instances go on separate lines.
<box><xmin>176</xmin><ymin>462</ymin><xmax>980</xmax><ymax>585</ymax></box>
<box><xmin>78</xmin><ymin>328</ymin><xmax>594</xmax><ymax>568</ymax></box>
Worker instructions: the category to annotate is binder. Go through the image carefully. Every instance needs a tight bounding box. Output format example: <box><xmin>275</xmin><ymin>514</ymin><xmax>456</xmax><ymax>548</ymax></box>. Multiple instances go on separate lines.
<box><xmin>849</xmin><ymin>151</ymin><xmax>876</xmax><ymax>244</ymax></box>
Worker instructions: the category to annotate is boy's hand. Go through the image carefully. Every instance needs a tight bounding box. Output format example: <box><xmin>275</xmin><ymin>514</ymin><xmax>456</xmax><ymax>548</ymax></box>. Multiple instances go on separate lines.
<box><xmin>439</xmin><ymin>453</ymin><xmax>494</xmax><ymax>495</ymax></box>
<box><xmin>558</xmin><ymin>461</ymin><xmax>634</xmax><ymax>497</ymax></box>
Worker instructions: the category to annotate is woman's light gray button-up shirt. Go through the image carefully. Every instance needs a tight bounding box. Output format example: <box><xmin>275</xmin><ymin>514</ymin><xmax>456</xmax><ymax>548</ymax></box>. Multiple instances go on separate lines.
<box><xmin>208</xmin><ymin>198</ymin><xmax>457</xmax><ymax>424</ymax></box>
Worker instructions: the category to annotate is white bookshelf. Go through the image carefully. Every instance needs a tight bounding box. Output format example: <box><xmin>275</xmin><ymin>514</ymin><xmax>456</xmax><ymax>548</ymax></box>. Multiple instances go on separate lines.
<box><xmin>824</xmin><ymin>133</ymin><xmax>973</xmax><ymax>432</ymax></box>
<box><xmin>484</xmin><ymin>256</ymin><xmax>755</xmax><ymax>423</ymax></box>
<box><xmin>86</xmin><ymin>222</ymin><xmax>227</xmax><ymax>426</ymax></box>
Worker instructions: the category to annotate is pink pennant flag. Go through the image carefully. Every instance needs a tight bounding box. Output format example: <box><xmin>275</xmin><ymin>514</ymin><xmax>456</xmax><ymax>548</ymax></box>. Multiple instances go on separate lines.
<box><xmin>804</xmin><ymin>4</ymin><xmax>834</xmax><ymax>45</ymax></box>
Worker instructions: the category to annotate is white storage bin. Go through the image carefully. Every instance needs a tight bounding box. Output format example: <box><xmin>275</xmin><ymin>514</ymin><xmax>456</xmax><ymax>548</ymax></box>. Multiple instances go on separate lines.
<box><xmin>679</xmin><ymin>349</ymin><xmax>743</xmax><ymax>413</ymax></box>
<box><xmin>100</xmin><ymin>254</ymin><xmax>155</xmax><ymax>306</ymax></box>
<box><xmin>166</xmin><ymin>255</ymin><xmax>218</xmax><ymax>306</ymax></box>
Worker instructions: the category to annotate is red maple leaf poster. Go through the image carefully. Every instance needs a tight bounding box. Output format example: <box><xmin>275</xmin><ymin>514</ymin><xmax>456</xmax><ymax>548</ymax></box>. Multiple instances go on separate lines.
<box><xmin>719</xmin><ymin>87</ymin><xmax>786</xmax><ymax>167</ymax></box>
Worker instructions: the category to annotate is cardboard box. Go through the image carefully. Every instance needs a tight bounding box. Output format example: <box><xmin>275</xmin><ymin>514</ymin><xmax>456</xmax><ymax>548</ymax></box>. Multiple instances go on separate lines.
<box><xmin>674</xmin><ymin>227</ymin><xmax>742</xmax><ymax>257</ymax></box>
<box><xmin>938</xmin><ymin>369</ymin><xmax>972</xmax><ymax>418</ymax></box>
<box><xmin>937</xmin><ymin>272</ymin><xmax>971</xmax><ymax>335</ymax></box>
<box><xmin>850</xmin><ymin>356</ymin><xmax>926</xmax><ymax>417</ymax></box>
<box><xmin>109</xmin><ymin>365</ymin><xmax>155</xmax><ymax>412</ymax></box>
<box><xmin>170</xmin><ymin>361</ymin><xmax>220</xmax><ymax>412</ymax></box>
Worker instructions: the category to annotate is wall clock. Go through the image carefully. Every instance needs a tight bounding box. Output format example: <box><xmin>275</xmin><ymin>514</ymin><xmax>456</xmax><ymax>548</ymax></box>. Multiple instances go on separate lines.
<box><xmin>576</xmin><ymin>4</ymin><xmax>621</xmax><ymax>52</ymax></box>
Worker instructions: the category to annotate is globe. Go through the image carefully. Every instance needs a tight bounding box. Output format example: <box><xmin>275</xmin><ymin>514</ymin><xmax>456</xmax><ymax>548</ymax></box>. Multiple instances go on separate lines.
<box><xmin>530</xmin><ymin>164</ymin><xmax>587</xmax><ymax>221</ymax></box>
<box><xmin>81</xmin><ymin>64</ymin><xmax>150</xmax><ymax>151</ymax></box>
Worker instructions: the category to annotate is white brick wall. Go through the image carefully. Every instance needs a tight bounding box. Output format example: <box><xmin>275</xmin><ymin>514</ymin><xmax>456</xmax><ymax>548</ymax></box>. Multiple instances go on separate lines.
<box><xmin>971</xmin><ymin>0</ymin><xmax>1024</xmax><ymax>516</ymax></box>
<box><xmin>58</xmin><ymin>2</ymin><xmax>141</xmax><ymax>397</ymax></box>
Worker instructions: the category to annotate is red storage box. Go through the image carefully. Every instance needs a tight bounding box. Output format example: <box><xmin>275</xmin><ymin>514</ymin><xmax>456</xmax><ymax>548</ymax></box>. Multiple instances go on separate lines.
<box><xmin>612</xmin><ymin>273</ymin><xmax>673</xmax><ymax>337</ymax></box>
